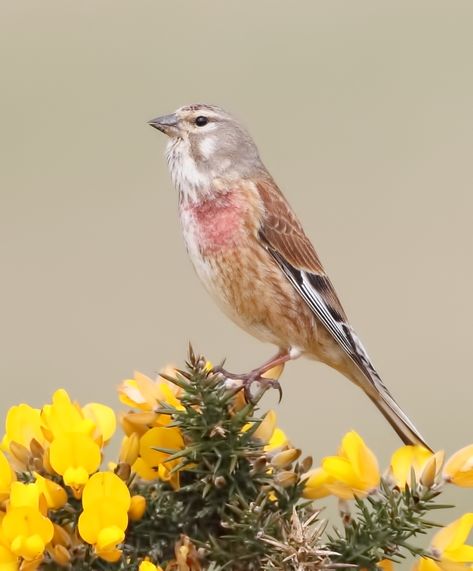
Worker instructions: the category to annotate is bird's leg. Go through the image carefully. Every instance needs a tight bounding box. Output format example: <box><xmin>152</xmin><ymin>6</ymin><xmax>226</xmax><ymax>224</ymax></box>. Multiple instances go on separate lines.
<box><xmin>213</xmin><ymin>350</ymin><xmax>295</xmax><ymax>402</ymax></box>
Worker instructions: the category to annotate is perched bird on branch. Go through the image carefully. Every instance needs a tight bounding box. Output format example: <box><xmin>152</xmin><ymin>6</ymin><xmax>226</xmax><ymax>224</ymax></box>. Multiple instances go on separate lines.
<box><xmin>149</xmin><ymin>104</ymin><xmax>430</xmax><ymax>450</ymax></box>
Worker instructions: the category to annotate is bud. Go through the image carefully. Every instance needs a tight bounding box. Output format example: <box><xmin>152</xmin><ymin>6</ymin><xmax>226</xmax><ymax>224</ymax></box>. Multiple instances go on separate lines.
<box><xmin>213</xmin><ymin>476</ymin><xmax>226</xmax><ymax>489</ymax></box>
<box><xmin>420</xmin><ymin>451</ymin><xmax>444</xmax><ymax>489</ymax></box>
<box><xmin>31</xmin><ymin>457</ymin><xmax>44</xmax><ymax>472</ymax></box>
<box><xmin>119</xmin><ymin>433</ymin><xmax>140</xmax><ymax>466</ymax></box>
<box><xmin>274</xmin><ymin>470</ymin><xmax>298</xmax><ymax>488</ymax></box>
<box><xmin>53</xmin><ymin>523</ymin><xmax>72</xmax><ymax>548</ymax></box>
<box><xmin>29</xmin><ymin>438</ymin><xmax>45</xmax><ymax>458</ymax></box>
<box><xmin>42</xmin><ymin>448</ymin><xmax>55</xmax><ymax>475</ymax></box>
<box><xmin>270</xmin><ymin>448</ymin><xmax>301</xmax><ymax>468</ymax></box>
<box><xmin>20</xmin><ymin>559</ymin><xmax>42</xmax><ymax>571</ymax></box>
<box><xmin>253</xmin><ymin>411</ymin><xmax>276</xmax><ymax>444</ymax></box>
<box><xmin>9</xmin><ymin>441</ymin><xmax>30</xmax><ymax>467</ymax></box>
<box><xmin>300</xmin><ymin>456</ymin><xmax>313</xmax><ymax>474</ymax></box>
<box><xmin>250</xmin><ymin>456</ymin><xmax>268</xmax><ymax>475</ymax></box>
<box><xmin>129</xmin><ymin>495</ymin><xmax>147</xmax><ymax>521</ymax></box>
<box><xmin>50</xmin><ymin>544</ymin><xmax>71</xmax><ymax>567</ymax></box>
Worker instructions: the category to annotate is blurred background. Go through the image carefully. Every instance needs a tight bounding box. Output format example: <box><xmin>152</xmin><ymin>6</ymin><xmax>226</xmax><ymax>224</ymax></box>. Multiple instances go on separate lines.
<box><xmin>1</xmin><ymin>0</ymin><xmax>472</xmax><ymax>553</ymax></box>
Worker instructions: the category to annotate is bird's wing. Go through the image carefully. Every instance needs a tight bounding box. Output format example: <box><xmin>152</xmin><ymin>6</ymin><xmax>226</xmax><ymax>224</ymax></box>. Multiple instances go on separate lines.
<box><xmin>256</xmin><ymin>179</ymin><xmax>377</xmax><ymax>379</ymax></box>
<box><xmin>256</xmin><ymin>180</ymin><xmax>431</xmax><ymax>450</ymax></box>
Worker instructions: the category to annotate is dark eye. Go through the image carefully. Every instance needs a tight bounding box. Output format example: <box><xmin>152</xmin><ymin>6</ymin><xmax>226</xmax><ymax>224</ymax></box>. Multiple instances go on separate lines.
<box><xmin>195</xmin><ymin>116</ymin><xmax>208</xmax><ymax>127</ymax></box>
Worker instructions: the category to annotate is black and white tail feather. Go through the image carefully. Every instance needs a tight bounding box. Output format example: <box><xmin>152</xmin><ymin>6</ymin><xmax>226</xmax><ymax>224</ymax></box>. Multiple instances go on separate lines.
<box><xmin>266</xmin><ymin>245</ymin><xmax>432</xmax><ymax>452</ymax></box>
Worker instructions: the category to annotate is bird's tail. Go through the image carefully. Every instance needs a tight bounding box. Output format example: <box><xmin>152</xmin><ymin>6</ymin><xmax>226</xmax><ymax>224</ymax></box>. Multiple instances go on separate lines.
<box><xmin>365</xmin><ymin>374</ymin><xmax>432</xmax><ymax>452</ymax></box>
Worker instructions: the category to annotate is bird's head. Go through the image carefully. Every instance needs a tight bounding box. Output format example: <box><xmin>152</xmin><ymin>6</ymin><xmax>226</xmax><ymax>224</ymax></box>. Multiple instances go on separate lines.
<box><xmin>149</xmin><ymin>104</ymin><xmax>264</xmax><ymax>200</ymax></box>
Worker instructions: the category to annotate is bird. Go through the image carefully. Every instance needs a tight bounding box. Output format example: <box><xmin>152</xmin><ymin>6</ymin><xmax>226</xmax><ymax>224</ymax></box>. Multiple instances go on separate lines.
<box><xmin>148</xmin><ymin>103</ymin><xmax>431</xmax><ymax>450</ymax></box>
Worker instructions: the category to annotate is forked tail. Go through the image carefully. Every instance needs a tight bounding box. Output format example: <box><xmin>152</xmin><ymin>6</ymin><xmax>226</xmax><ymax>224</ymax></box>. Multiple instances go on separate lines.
<box><xmin>365</xmin><ymin>374</ymin><xmax>432</xmax><ymax>452</ymax></box>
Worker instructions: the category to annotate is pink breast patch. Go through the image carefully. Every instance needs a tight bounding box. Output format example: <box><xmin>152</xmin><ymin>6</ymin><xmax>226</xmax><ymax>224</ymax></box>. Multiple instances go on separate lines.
<box><xmin>188</xmin><ymin>193</ymin><xmax>243</xmax><ymax>254</ymax></box>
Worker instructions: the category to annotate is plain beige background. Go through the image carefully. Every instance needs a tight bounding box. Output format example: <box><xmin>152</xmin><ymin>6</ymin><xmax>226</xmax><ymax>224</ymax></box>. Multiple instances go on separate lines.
<box><xmin>1</xmin><ymin>0</ymin><xmax>472</xmax><ymax>557</ymax></box>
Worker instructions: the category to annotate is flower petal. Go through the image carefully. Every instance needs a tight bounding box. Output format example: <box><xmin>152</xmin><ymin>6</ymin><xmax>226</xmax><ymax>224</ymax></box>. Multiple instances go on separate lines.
<box><xmin>432</xmin><ymin>514</ymin><xmax>473</xmax><ymax>555</ymax></box>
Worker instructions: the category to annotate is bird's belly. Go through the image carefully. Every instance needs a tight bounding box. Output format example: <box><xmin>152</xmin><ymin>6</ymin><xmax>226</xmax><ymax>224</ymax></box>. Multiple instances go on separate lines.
<box><xmin>183</xmin><ymin>226</ymin><xmax>318</xmax><ymax>350</ymax></box>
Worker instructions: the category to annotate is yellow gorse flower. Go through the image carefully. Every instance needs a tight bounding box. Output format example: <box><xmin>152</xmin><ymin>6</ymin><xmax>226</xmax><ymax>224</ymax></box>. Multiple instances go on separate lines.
<box><xmin>414</xmin><ymin>513</ymin><xmax>473</xmax><ymax>571</ymax></box>
<box><xmin>118</xmin><ymin>370</ymin><xmax>183</xmax><ymax>417</ymax></box>
<box><xmin>1</xmin><ymin>482</ymin><xmax>54</xmax><ymax>564</ymax></box>
<box><xmin>1</xmin><ymin>404</ymin><xmax>45</xmax><ymax>455</ymax></box>
<box><xmin>303</xmin><ymin>467</ymin><xmax>334</xmax><ymax>500</ymax></box>
<box><xmin>0</xmin><ymin>451</ymin><xmax>16</xmax><ymax>502</ymax></box>
<box><xmin>133</xmin><ymin>426</ymin><xmax>184</xmax><ymax>489</ymax></box>
<box><xmin>119</xmin><ymin>433</ymin><xmax>140</xmax><ymax>466</ymax></box>
<box><xmin>49</xmin><ymin>431</ymin><xmax>101</xmax><ymax>496</ymax></box>
<box><xmin>0</xmin><ymin>514</ymin><xmax>18</xmax><ymax>569</ymax></box>
<box><xmin>390</xmin><ymin>445</ymin><xmax>444</xmax><ymax>488</ymax></box>
<box><xmin>443</xmin><ymin>445</ymin><xmax>473</xmax><ymax>487</ymax></box>
<box><xmin>82</xmin><ymin>402</ymin><xmax>117</xmax><ymax>443</ymax></box>
<box><xmin>307</xmin><ymin>431</ymin><xmax>380</xmax><ymax>500</ymax></box>
<box><xmin>139</xmin><ymin>561</ymin><xmax>164</xmax><ymax>571</ymax></box>
<box><xmin>244</xmin><ymin>409</ymin><xmax>289</xmax><ymax>452</ymax></box>
<box><xmin>78</xmin><ymin>472</ymin><xmax>131</xmax><ymax>563</ymax></box>
<box><xmin>32</xmin><ymin>473</ymin><xmax>67</xmax><ymax>510</ymax></box>
<box><xmin>41</xmin><ymin>389</ymin><xmax>95</xmax><ymax>441</ymax></box>
<box><xmin>128</xmin><ymin>495</ymin><xmax>147</xmax><ymax>521</ymax></box>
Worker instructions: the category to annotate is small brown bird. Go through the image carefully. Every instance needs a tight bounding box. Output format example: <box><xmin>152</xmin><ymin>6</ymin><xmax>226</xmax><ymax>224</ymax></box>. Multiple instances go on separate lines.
<box><xmin>149</xmin><ymin>104</ymin><xmax>430</xmax><ymax>449</ymax></box>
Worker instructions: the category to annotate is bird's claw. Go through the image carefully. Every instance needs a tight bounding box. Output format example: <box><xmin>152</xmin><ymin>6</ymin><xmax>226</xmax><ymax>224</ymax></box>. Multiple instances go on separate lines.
<box><xmin>243</xmin><ymin>375</ymin><xmax>283</xmax><ymax>404</ymax></box>
<box><xmin>211</xmin><ymin>365</ymin><xmax>282</xmax><ymax>403</ymax></box>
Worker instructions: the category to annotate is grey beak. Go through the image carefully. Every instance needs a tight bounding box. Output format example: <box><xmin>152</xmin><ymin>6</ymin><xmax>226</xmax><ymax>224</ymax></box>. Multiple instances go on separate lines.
<box><xmin>148</xmin><ymin>113</ymin><xmax>179</xmax><ymax>135</ymax></box>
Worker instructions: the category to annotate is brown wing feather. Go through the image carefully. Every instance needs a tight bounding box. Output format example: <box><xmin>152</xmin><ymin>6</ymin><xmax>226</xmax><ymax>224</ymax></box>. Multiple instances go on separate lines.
<box><xmin>256</xmin><ymin>179</ymin><xmax>348</xmax><ymax>322</ymax></box>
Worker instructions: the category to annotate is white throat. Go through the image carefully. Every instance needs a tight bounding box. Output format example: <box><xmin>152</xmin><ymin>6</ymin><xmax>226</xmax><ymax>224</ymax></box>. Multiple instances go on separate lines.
<box><xmin>165</xmin><ymin>137</ymin><xmax>212</xmax><ymax>204</ymax></box>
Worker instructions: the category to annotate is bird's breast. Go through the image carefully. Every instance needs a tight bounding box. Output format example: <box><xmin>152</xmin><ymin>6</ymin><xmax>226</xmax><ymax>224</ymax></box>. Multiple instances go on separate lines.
<box><xmin>180</xmin><ymin>191</ymin><xmax>252</xmax><ymax>257</ymax></box>
<box><xmin>178</xmin><ymin>188</ymin><xmax>260</xmax><ymax>313</ymax></box>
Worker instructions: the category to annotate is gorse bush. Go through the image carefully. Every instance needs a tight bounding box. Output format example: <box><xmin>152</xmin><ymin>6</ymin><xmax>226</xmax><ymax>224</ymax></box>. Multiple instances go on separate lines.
<box><xmin>1</xmin><ymin>348</ymin><xmax>473</xmax><ymax>570</ymax></box>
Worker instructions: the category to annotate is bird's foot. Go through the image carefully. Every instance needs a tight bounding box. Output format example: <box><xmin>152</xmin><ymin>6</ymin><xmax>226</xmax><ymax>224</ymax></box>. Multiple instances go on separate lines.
<box><xmin>212</xmin><ymin>365</ymin><xmax>283</xmax><ymax>403</ymax></box>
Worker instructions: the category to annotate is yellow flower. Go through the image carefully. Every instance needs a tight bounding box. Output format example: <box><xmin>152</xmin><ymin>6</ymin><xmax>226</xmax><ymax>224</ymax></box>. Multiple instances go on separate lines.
<box><xmin>414</xmin><ymin>513</ymin><xmax>473</xmax><ymax>571</ymax></box>
<box><xmin>82</xmin><ymin>472</ymin><xmax>131</xmax><ymax>513</ymax></box>
<box><xmin>266</xmin><ymin>427</ymin><xmax>288</xmax><ymax>451</ymax></box>
<box><xmin>120</xmin><ymin>411</ymin><xmax>158</xmax><ymax>437</ymax></box>
<box><xmin>432</xmin><ymin>513</ymin><xmax>473</xmax><ymax>562</ymax></box>
<box><xmin>390</xmin><ymin>445</ymin><xmax>444</xmax><ymax>488</ymax></box>
<box><xmin>246</xmin><ymin>410</ymin><xmax>288</xmax><ymax>451</ymax></box>
<box><xmin>78</xmin><ymin>504</ymin><xmax>126</xmax><ymax>562</ymax></box>
<box><xmin>82</xmin><ymin>403</ymin><xmax>116</xmax><ymax>443</ymax></box>
<box><xmin>443</xmin><ymin>445</ymin><xmax>473</xmax><ymax>487</ymax></box>
<box><xmin>377</xmin><ymin>561</ymin><xmax>394</xmax><ymax>571</ymax></box>
<box><xmin>49</xmin><ymin>432</ymin><xmax>101</xmax><ymax>496</ymax></box>
<box><xmin>139</xmin><ymin>561</ymin><xmax>164</xmax><ymax>571</ymax></box>
<box><xmin>41</xmin><ymin>389</ymin><xmax>94</xmax><ymax>442</ymax></box>
<box><xmin>252</xmin><ymin>410</ymin><xmax>277</xmax><ymax>443</ymax></box>
<box><xmin>119</xmin><ymin>433</ymin><xmax>140</xmax><ymax>466</ymax></box>
<box><xmin>2</xmin><ymin>404</ymin><xmax>45</xmax><ymax>453</ymax></box>
<box><xmin>33</xmin><ymin>474</ymin><xmax>67</xmax><ymax>510</ymax></box>
<box><xmin>128</xmin><ymin>495</ymin><xmax>146</xmax><ymax>521</ymax></box>
<box><xmin>118</xmin><ymin>370</ymin><xmax>182</xmax><ymax>419</ymax></box>
<box><xmin>321</xmin><ymin>431</ymin><xmax>380</xmax><ymax>499</ymax></box>
<box><xmin>78</xmin><ymin>472</ymin><xmax>131</xmax><ymax>563</ymax></box>
<box><xmin>8</xmin><ymin>477</ymin><xmax>65</xmax><ymax>526</ymax></box>
<box><xmin>9</xmin><ymin>482</ymin><xmax>43</xmax><ymax>511</ymax></box>
<box><xmin>0</xmin><ymin>513</ymin><xmax>17</xmax><ymax>570</ymax></box>
<box><xmin>135</xmin><ymin>427</ymin><xmax>184</xmax><ymax>488</ymax></box>
<box><xmin>0</xmin><ymin>451</ymin><xmax>16</xmax><ymax>502</ymax></box>
<box><xmin>2</xmin><ymin>506</ymin><xmax>53</xmax><ymax>562</ymax></box>
<box><xmin>303</xmin><ymin>467</ymin><xmax>335</xmax><ymax>500</ymax></box>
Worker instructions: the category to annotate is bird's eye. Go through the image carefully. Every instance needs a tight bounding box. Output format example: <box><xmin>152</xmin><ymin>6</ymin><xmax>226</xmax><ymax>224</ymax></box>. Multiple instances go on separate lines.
<box><xmin>195</xmin><ymin>116</ymin><xmax>209</xmax><ymax>127</ymax></box>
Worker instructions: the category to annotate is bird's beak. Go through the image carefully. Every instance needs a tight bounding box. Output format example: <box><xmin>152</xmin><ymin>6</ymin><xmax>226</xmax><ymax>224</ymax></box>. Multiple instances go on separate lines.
<box><xmin>148</xmin><ymin>113</ymin><xmax>179</xmax><ymax>136</ymax></box>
